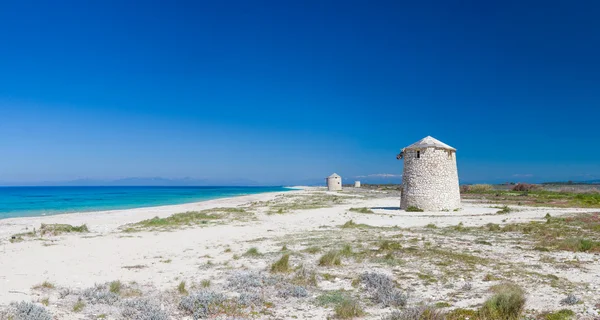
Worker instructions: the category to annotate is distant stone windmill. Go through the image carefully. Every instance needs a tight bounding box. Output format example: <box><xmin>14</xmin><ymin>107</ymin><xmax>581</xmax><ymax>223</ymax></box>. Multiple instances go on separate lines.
<box><xmin>397</xmin><ymin>136</ymin><xmax>461</xmax><ymax>211</ymax></box>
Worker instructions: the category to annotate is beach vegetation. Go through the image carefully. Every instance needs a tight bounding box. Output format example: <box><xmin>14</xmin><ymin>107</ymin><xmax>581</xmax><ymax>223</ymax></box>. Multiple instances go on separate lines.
<box><xmin>123</xmin><ymin>211</ymin><xmax>222</xmax><ymax>231</ymax></box>
<box><xmin>541</xmin><ymin>309</ymin><xmax>575</xmax><ymax>320</ymax></box>
<box><xmin>32</xmin><ymin>281</ymin><xmax>55</xmax><ymax>290</ymax></box>
<box><xmin>9</xmin><ymin>301</ymin><xmax>52</xmax><ymax>320</ymax></box>
<box><xmin>304</xmin><ymin>246</ymin><xmax>321</xmax><ymax>254</ymax></box>
<box><xmin>318</xmin><ymin>251</ymin><xmax>342</xmax><ymax>266</ymax></box>
<box><xmin>244</xmin><ymin>247</ymin><xmax>261</xmax><ymax>257</ymax></box>
<box><xmin>333</xmin><ymin>297</ymin><xmax>364</xmax><ymax>319</ymax></box>
<box><xmin>316</xmin><ymin>290</ymin><xmax>347</xmax><ymax>306</ymax></box>
<box><xmin>177</xmin><ymin>281</ymin><xmax>188</xmax><ymax>295</ymax></box>
<box><xmin>478</xmin><ymin>283</ymin><xmax>525</xmax><ymax>320</ymax></box>
<box><xmin>109</xmin><ymin>281</ymin><xmax>122</xmax><ymax>294</ymax></box>
<box><xmin>496</xmin><ymin>205</ymin><xmax>512</xmax><ymax>214</ymax></box>
<box><xmin>340</xmin><ymin>219</ymin><xmax>371</xmax><ymax>228</ymax></box>
<box><xmin>270</xmin><ymin>254</ymin><xmax>290</xmax><ymax>273</ymax></box>
<box><xmin>72</xmin><ymin>299</ymin><xmax>85</xmax><ymax>312</ymax></box>
<box><xmin>360</xmin><ymin>272</ymin><xmax>407</xmax><ymax>307</ymax></box>
<box><xmin>383</xmin><ymin>306</ymin><xmax>445</xmax><ymax>320</ymax></box>
<box><xmin>39</xmin><ymin>223</ymin><xmax>89</xmax><ymax>236</ymax></box>
<box><xmin>40</xmin><ymin>298</ymin><xmax>49</xmax><ymax>306</ymax></box>
<box><xmin>201</xmin><ymin>279</ymin><xmax>211</xmax><ymax>288</ymax></box>
<box><xmin>349</xmin><ymin>207</ymin><xmax>374</xmax><ymax>214</ymax></box>
<box><xmin>405</xmin><ymin>206</ymin><xmax>424</xmax><ymax>212</ymax></box>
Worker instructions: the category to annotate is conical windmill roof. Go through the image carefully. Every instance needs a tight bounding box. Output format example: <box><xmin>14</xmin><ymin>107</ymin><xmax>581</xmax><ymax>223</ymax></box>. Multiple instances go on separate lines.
<box><xmin>404</xmin><ymin>136</ymin><xmax>456</xmax><ymax>151</ymax></box>
<box><xmin>328</xmin><ymin>173</ymin><xmax>341</xmax><ymax>178</ymax></box>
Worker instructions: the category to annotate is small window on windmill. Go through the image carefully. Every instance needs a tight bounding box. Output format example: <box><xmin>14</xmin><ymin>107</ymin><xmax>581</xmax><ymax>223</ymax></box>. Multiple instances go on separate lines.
<box><xmin>448</xmin><ymin>151</ymin><xmax>452</xmax><ymax>159</ymax></box>
<box><xmin>416</xmin><ymin>150</ymin><xmax>420</xmax><ymax>159</ymax></box>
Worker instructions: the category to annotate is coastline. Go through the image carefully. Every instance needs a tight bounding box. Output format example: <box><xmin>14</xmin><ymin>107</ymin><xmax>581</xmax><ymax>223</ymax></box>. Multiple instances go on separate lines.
<box><xmin>0</xmin><ymin>187</ymin><xmax>305</xmax><ymax>241</ymax></box>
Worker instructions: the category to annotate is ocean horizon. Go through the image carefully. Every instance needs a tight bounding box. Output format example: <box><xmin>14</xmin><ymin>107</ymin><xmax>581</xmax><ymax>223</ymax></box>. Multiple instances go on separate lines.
<box><xmin>0</xmin><ymin>186</ymin><xmax>292</xmax><ymax>219</ymax></box>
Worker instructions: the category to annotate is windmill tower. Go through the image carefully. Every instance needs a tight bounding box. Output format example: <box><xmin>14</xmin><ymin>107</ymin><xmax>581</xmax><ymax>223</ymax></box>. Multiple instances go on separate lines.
<box><xmin>397</xmin><ymin>136</ymin><xmax>460</xmax><ymax>211</ymax></box>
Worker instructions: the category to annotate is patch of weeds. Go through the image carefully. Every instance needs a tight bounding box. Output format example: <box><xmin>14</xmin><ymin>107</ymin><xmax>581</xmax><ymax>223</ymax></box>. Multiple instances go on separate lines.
<box><xmin>33</xmin><ymin>281</ymin><xmax>55</xmax><ymax>290</ymax></box>
<box><xmin>475</xmin><ymin>239</ymin><xmax>492</xmax><ymax>246</ymax></box>
<box><xmin>496</xmin><ymin>205</ymin><xmax>513</xmax><ymax>214</ymax></box>
<box><xmin>292</xmin><ymin>267</ymin><xmax>318</xmax><ymax>287</ymax></box>
<box><xmin>349</xmin><ymin>207</ymin><xmax>374</xmax><ymax>214</ymax></box>
<box><xmin>9</xmin><ymin>301</ymin><xmax>52</xmax><ymax>320</ymax></box>
<box><xmin>270</xmin><ymin>254</ymin><xmax>290</xmax><ymax>273</ymax></box>
<box><xmin>434</xmin><ymin>301</ymin><xmax>451</xmax><ymax>308</ymax></box>
<box><xmin>541</xmin><ymin>309</ymin><xmax>575</xmax><ymax>320</ymax></box>
<box><xmin>109</xmin><ymin>281</ymin><xmax>122</xmax><ymax>294</ymax></box>
<box><xmin>244</xmin><ymin>247</ymin><xmax>262</xmax><ymax>257</ymax></box>
<box><xmin>560</xmin><ymin>294</ymin><xmax>578</xmax><ymax>306</ymax></box>
<box><xmin>160</xmin><ymin>259</ymin><xmax>172</xmax><ymax>263</ymax></box>
<box><xmin>83</xmin><ymin>284</ymin><xmax>120</xmax><ymax>305</ymax></box>
<box><xmin>339</xmin><ymin>244</ymin><xmax>353</xmax><ymax>257</ymax></box>
<box><xmin>277</xmin><ymin>285</ymin><xmax>308</xmax><ymax>298</ymax></box>
<box><xmin>40</xmin><ymin>298</ymin><xmax>49</xmax><ymax>306</ymax></box>
<box><xmin>379</xmin><ymin>240</ymin><xmax>402</xmax><ymax>251</ymax></box>
<box><xmin>340</xmin><ymin>220</ymin><xmax>371</xmax><ymax>228</ymax></box>
<box><xmin>72</xmin><ymin>299</ymin><xmax>85</xmax><ymax>312</ymax></box>
<box><xmin>179</xmin><ymin>290</ymin><xmax>229</xmax><ymax>318</ymax></box>
<box><xmin>316</xmin><ymin>290</ymin><xmax>347</xmax><ymax>306</ymax></box>
<box><xmin>479</xmin><ymin>282</ymin><xmax>525</xmax><ymax>320</ymax></box>
<box><xmin>201</xmin><ymin>279</ymin><xmax>211</xmax><ymax>288</ymax></box>
<box><xmin>359</xmin><ymin>272</ymin><xmax>407</xmax><ymax>307</ymax></box>
<box><xmin>319</xmin><ymin>251</ymin><xmax>342</xmax><ymax>266</ymax></box>
<box><xmin>425</xmin><ymin>223</ymin><xmax>437</xmax><ymax>229</ymax></box>
<box><xmin>383</xmin><ymin>306</ymin><xmax>445</xmax><ymax>320</ymax></box>
<box><xmin>446</xmin><ymin>308</ymin><xmax>478</xmax><ymax>320</ymax></box>
<box><xmin>304</xmin><ymin>246</ymin><xmax>321</xmax><ymax>254</ymax></box>
<box><xmin>178</xmin><ymin>281</ymin><xmax>188</xmax><ymax>295</ymax></box>
<box><xmin>125</xmin><ymin>211</ymin><xmax>222</xmax><ymax>231</ymax></box>
<box><xmin>534</xmin><ymin>246</ymin><xmax>550</xmax><ymax>252</ymax></box>
<box><xmin>121</xmin><ymin>298</ymin><xmax>168</xmax><ymax>320</ymax></box>
<box><xmin>406</xmin><ymin>206</ymin><xmax>424</xmax><ymax>212</ymax></box>
<box><xmin>483</xmin><ymin>273</ymin><xmax>501</xmax><ymax>281</ymax></box>
<box><xmin>334</xmin><ymin>298</ymin><xmax>364</xmax><ymax>319</ymax></box>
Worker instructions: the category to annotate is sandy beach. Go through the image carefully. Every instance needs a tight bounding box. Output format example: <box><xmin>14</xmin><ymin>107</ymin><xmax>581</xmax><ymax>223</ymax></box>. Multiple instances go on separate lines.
<box><xmin>1</xmin><ymin>187</ymin><xmax>599</xmax><ymax>319</ymax></box>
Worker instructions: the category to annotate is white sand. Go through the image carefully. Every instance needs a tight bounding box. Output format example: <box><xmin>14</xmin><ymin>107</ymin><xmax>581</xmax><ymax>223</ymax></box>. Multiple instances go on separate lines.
<box><xmin>1</xmin><ymin>188</ymin><xmax>599</xmax><ymax>318</ymax></box>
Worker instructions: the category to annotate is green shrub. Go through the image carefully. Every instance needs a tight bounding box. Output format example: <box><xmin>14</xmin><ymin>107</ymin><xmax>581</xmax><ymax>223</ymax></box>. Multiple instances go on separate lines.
<box><xmin>478</xmin><ymin>283</ymin><xmax>525</xmax><ymax>320</ymax></box>
<box><xmin>270</xmin><ymin>254</ymin><xmax>290</xmax><ymax>273</ymax></box>
<box><xmin>406</xmin><ymin>206</ymin><xmax>424</xmax><ymax>212</ymax></box>
<box><xmin>542</xmin><ymin>309</ymin><xmax>575</xmax><ymax>320</ymax></box>
<box><xmin>319</xmin><ymin>251</ymin><xmax>342</xmax><ymax>266</ymax></box>
<box><xmin>334</xmin><ymin>298</ymin><xmax>364</xmax><ymax>319</ymax></box>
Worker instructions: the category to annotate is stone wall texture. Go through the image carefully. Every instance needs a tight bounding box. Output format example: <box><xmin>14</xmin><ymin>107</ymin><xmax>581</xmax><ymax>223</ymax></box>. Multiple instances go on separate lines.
<box><xmin>400</xmin><ymin>148</ymin><xmax>460</xmax><ymax>211</ymax></box>
<box><xmin>326</xmin><ymin>176</ymin><xmax>342</xmax><ymax>191</ymax></box>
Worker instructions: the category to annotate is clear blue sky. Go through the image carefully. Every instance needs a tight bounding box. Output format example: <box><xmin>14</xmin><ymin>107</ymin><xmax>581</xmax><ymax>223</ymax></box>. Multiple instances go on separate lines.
<box><xmin>1</xmin><ymin>1</ymin><xmax>599</xmax><ymax>185</ymax></box>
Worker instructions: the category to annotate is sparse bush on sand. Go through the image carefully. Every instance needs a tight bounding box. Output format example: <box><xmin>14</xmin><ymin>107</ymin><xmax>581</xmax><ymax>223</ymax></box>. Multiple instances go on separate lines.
<box><xmin>177</xmin><ymin>281</ymin><xmax>188</xmax><ymax>295</ymax></box>
<box><xmin>479</xmin><ymin>283</ymin><xmax>526</xmax><ymax>320</ymax></box>
<box><xmin>511</xmin><ymin>183</ymin><xmax>541</xmax><ymax>192</ymax></box>
<box><xmin>319</xmin><ymin>251</ymin><xmax>342</xmax><ymax>266</ymax></box>
<box><xmin>333</xmin><ymin>297</ymin><xmax>364</xmax><ymax>319</ymax></box>
<box><xmin>382</xmin><ymin>305</ymin><xmax>445</xmax><ymax>320</ymax></box>
<box><xmin>461</xmin><ymin>184</ymin><xmax>494</xmax><ymax>193</ymax></box>
<box><xmin>349</xmin><ymin>207</ymin><xmax>374</xmax><ymax>214</ymax></box>
<box><xmin>179</xmin><ymin>290</ymin><xmax>227</xmax><ymax>318</ymax></box>
<box><xmin>121</xmin><ymin>298</ymin><xmax>168</xmax><ymax>320</ymax></box>
<box><xmin>359</xmin><ymin>272</ymin><xmax>407</xmax><ymax>307</ymax></box>
<box><xmin>270</xmin><ymin>254</ymin><xmax>290</xmax><ymax>273</ymax></box>
<box><xmin>83</xmin><ymin>284</ymin><xmax>120</xmax><ymax>305</ymax></box>
<box><xmin>8</xmin><ymin>301</ymin><xmax>52</xmax><ymax>320</ymax></box>
<box><xmin>405</xmin><ymin>206</ymin><xmax>424</xmax><ymax>212</ymax></box>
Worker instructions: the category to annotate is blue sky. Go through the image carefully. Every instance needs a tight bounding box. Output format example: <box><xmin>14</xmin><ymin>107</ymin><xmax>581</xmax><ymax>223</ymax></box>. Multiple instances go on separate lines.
<box><xmin>1</xmin><ymin>1</ymin><xmax>599</xmax><ymax>185</ymax></box>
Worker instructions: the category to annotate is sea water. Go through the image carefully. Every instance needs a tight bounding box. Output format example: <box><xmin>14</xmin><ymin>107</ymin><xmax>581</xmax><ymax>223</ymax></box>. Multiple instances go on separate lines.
<box><xmin>0</xmin><ymin>186</ymin><xmax>291</xmax><ymax>219</ymax></box>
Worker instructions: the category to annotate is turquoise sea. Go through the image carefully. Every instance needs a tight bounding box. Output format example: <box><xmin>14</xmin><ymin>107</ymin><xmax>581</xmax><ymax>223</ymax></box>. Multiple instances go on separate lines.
<box><xmin>0</xmin><ymin>186</ymin><xmax>291</xmax><ymax>219</ymax></box>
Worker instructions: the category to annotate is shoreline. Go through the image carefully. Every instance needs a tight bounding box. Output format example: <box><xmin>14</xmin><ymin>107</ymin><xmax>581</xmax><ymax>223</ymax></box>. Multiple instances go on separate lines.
<box><xmin>0</xmin><ymin>185</ymin><xmax>301</xmax><ymax>220</ymax></box>
<box><xmin>0</xmin><ymin>187</ymin><xmax>307</xmax><ymax>240</ymax></box>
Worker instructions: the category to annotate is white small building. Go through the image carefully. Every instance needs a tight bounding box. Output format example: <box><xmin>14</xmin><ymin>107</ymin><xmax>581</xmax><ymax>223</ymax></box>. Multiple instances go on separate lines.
<box><xmin>326</xmin><ymin>173</ymin><xmax>342</xmax><ymax>191</ymax></box>
<box><xmin>354</xmin><ymin>181</ymin><xmax>361</xmax><ymax>188</ymax></box>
